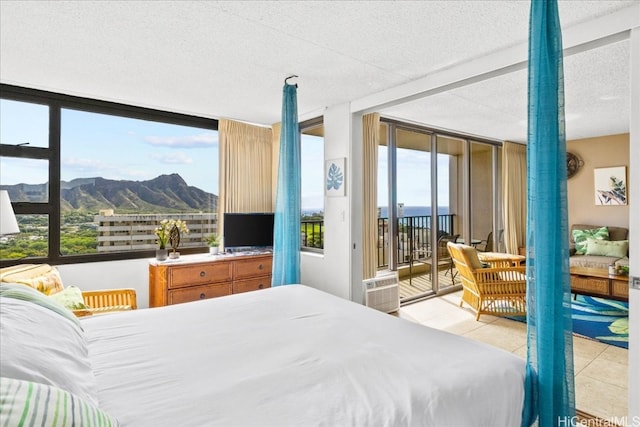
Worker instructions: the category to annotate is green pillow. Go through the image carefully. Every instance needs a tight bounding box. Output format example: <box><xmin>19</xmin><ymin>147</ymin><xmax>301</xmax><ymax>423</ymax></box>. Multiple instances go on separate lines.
<box><xmin>585</xmin><ymin>238</ymin><xmax>628</xmax><ymax>258</ymax></box>
<box><xmin>572</xmin><ymin>227</ymin><xmax>609</xmax><ymax>255</ymax></box>
<box><xmin>50</xmin><ymin>286</ymin><xmax>88</xmax><ymax>310</ymax></box>
<box><xmin>0</xmin><ymin>377</ymin><xmax>120</xmax><ymax>427</ymax></box>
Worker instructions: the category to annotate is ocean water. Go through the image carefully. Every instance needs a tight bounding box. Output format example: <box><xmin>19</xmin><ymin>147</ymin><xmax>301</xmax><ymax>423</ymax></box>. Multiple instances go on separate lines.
<box><xmin>302</xmin><ymin>206</ymin><xmax>450</xmax><ymax>218</ymax></box>
<box><xmin>378</xmin><ymin>206</ymin><xmax>450</xmax><ymax>218</ymax></box>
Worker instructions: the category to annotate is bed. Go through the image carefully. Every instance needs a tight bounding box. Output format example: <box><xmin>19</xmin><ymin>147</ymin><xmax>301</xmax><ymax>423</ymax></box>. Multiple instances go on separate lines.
<box><xmin>1</xmin><ymin>283</ymin><xmax>527</xmax><ymax>426</ymax></box>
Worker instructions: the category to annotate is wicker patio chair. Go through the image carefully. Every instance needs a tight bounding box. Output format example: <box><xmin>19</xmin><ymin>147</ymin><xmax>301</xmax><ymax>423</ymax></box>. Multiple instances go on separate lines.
<box><xmin>447</xmin><ymin>242</ymin><xmax>526</xmax><ymax>320</ymax></box>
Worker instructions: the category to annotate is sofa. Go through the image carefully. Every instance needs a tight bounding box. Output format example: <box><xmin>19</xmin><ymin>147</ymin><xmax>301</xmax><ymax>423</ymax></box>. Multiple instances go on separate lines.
<box><xmin>569</xmin><ymin>224</ymin><xmax>629</xmax><ymax>270</ymax></box>
<box><xmin>0</xmin><ymin>264</ymin><xmax>137</xmax><ymax>316</ymax></box>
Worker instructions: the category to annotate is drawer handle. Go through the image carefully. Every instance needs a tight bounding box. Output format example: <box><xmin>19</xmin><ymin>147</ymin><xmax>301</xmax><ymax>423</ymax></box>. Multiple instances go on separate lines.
<box><xmin>200</xmin><ymin>271</ymin><xmax>206</xmax><ymax>277</ymax></box>
<box><xmin>258</xmin><ymin>283</ymin><xmax>264</xmax><ymax>289</ymax></box>
<box><xmin>199</xmin><ymin>293</ymin><xmax>206</xmax><ymax>299</ymax></box>
<box><xmin>258</xmin><ymin>264</ymin><xmax>264</xmax><ymax>270</ymax></box>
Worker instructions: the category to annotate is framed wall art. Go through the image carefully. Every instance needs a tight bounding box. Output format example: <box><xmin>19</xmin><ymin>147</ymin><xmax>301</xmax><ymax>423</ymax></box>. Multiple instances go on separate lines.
<box><xmin>325</xmin><ymin>158</ymin><xmax>346</xmax><ymax>197</ymax></box>
<box><xmin>594</xmin><ymin>166</ymin><xmax>627</xmax><ymax>205</ymax></box>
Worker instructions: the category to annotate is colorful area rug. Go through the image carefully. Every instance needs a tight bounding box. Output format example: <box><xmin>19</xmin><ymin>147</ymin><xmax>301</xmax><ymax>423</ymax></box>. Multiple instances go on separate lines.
<box><xmin>509</xmin><ymin>295</ymin><xmax>628</xmax><ymax>349</ymax></box>
<box><xmin>571</xmin><ymin>295</ymin><xmax>628</xmax><ymax>349</ymax></box>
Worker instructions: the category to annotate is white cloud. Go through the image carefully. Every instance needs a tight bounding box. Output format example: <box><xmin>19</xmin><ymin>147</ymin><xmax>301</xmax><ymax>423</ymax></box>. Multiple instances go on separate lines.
<box><xmin>144</xmin><ymin>132</ymin><xmax>218</xmax><ymax>148</ymax></box>
<box><xmin>63</xmin><ymin>157</ymin><xmax>113</xmax><ymax>171</ymax></box>
<box><xmin>150</xmin><ymin>151</ymin><xmax>193</xmax><ymax>165</ymax></box>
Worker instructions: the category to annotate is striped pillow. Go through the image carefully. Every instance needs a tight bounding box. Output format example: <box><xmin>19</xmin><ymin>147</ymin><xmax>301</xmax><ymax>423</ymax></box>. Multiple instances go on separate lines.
<box><xmin>0</xmin><ymin>377</ymin><xmax>120</xmax><ymax>427</ymax></box>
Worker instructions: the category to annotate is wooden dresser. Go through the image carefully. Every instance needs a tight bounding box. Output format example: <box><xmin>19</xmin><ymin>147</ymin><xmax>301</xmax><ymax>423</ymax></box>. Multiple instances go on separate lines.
<box><xmin>149</xmin><ymin>253</ymin><xmax>272</xmax><ymax>307</ymax></box>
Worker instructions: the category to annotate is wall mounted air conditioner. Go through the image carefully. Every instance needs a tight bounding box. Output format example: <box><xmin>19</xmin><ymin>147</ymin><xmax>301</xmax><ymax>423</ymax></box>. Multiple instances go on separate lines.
<box><xmin>363</xmin><ymin>272</ymin><xmax>400</xmax><ymax>314</ymax></box>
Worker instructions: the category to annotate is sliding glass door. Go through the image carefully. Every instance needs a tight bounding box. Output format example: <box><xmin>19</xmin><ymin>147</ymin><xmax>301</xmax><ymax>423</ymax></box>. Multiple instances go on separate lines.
<box><xmin>378</xmin><ymin>119</ymin><xmax>502</xmax><ymax>304</ymax></box>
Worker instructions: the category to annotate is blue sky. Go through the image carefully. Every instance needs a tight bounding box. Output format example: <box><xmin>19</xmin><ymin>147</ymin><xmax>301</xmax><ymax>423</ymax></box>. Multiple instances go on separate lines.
<box><xmin>1</xmin><ymin>99</ymin><xmax>219</xmax><ymax>194</ymax></box>
<box><xmin>1</xmin><ymin>99</ymin><xmax>448</xmax><ymax>210</ymax></box>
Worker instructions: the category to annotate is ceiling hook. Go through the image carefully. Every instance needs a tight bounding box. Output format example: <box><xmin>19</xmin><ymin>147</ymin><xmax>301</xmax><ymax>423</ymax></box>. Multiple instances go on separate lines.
<box><xmin>285</xmin><ymin>75</ymin><xmax>299</xmax><ymax>87</ymax></box>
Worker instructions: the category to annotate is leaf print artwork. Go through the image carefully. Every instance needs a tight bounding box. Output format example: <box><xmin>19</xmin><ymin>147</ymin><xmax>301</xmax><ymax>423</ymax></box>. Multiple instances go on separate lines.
<box><xmin>326</xmin><ymin>162</ymin><xmax>344</xmax><ymax>191</ymax></box>
<box><xmin>594</xmin><ymin>166</ymin><xmax>627</xmax><ymax>205</ymax></box>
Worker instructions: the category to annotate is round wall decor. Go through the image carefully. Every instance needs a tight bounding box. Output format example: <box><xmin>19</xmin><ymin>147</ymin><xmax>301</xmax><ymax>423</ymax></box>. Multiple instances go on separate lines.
<box><xmin>566</xmin><ymin>152</ymin><xmax>583</xmax><ymax>179</ymax></box>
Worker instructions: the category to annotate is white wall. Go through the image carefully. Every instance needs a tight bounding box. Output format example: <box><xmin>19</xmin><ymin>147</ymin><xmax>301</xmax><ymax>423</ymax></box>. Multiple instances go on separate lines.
<box><xmin>627</xmin><ymin>25</ymin><xmax>639</xmax><ymax>424</ymax></box>
<box><xmin>299</xmin><ymin>102</ymin><xmax>353</xmax><ymax>300</ymax></box>
<box><xmin>56</xmin><ymin>258</ymin><xmax>150</xmax><ymax>308</ymax></box>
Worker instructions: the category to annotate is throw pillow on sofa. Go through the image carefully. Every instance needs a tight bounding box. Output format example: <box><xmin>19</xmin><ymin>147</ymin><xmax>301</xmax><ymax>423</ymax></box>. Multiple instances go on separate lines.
<box><xmin>572</xmin><ymin>226</ymin><xmax>609</xmax><ymax>255</ymax></box>
<box><xmin>585</xmin><ymin>238</ymin><xmax>628</xmax><ymax>258</ymax></box>
<box><xmin>0</xmin><ymin>264</ymin><xmax>64</xmax><ymax>295</ymax></box>
<box><xmin>49</xmin><ymin>285</ymin><xmax>88</xmax><ymax>310</ymax></box>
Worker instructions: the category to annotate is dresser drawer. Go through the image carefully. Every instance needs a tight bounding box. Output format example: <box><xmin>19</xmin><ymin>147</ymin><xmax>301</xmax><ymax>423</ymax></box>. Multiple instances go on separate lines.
<box><xmin>233</xmin><ymin>277</ymin><xmax>271</xmax><ymax>294</ymax></box>
<box><xmin>168</xmin><ymin>282</ymin><xmax>231</xmax><ymax>305</ymax></box>
<box><xmin>234</xmin><ymin>256</ymin><xmax>272</xmax><ymax>280</ymax></box>
<box><xmin>571</xmin><ymin>275</ymin><xmax>609</xmax><ymax>296</ymax></box>
<box><xmin>169</xmin><ymin>262</ymin><xmax>232</xmax><ymax>288</ymax></box>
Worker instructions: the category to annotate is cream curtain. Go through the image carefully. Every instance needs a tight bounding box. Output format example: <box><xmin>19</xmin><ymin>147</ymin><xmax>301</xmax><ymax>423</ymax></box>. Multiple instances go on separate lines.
<box><xmin>218</xmin><ymin>119</ymin><xmax>273</xmax><ymax>242</ymax></box>
<box><xmin>501</xmin><ymin>141</ymin><xmax>527</xmax><ymax>254</ymax></box>
<box><xmin>271</xmin><ymin>122</ymin><xmax>281</xmax><ymax>211</ymax></box>
<box><xmin>362</xmin><ymin>113</ymin><xmax>380</xmax><ymax>279</ymax></box>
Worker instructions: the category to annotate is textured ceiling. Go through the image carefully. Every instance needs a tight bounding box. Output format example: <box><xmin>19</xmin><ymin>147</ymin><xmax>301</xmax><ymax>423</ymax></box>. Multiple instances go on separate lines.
<box><xmin>382</xmin><ymin>39</ymin><xmax>630</xmax><ymax>142</ymax></box>
<box><xmin>0</xmin><ymin>0</ymin><xmax>636</xmax><ymax>142</ymax></box>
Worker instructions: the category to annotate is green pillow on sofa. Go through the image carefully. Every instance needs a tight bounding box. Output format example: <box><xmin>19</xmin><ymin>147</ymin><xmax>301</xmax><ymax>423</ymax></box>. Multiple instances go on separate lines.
<box><xmin>572</xmin><ymin>227</ymin><xmax>609</xmax><ymax>255</ymax></box>
<box><xmin>585</xmin><ymin>238</ymin><xmax>628</xmax><ymax>258</ymax></box>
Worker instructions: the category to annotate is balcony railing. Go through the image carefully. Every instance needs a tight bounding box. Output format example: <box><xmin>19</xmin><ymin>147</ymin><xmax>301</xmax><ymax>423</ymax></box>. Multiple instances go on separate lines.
<box><xmin>300</xmin><ymin>214</ymin><xmax>456</xmax><ymax>267</ymax></box>
<box><xmin>377</xmin><ymin>215</ymin><xmax>455</xmax><ymax>268</ymax></box>
<box><xmin>301</xmin><ymin>219</ymin><xmax>324</xmax><ymax>250</ymax></box>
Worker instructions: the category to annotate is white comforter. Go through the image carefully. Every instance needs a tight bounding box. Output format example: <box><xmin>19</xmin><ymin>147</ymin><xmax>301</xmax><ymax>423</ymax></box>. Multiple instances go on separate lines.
<box><xmin>83</xmin><ymin>285</ymin><xmax>525</xmax><ymax>426</ymax></box>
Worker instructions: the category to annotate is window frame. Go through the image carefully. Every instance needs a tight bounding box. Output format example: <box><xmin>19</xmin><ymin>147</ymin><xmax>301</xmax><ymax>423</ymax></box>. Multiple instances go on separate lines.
<box><xmin>0</xmin><ymin>84</ymin><xmax>218</xmax><ymax>267</ymax></box>
<box><xmin>299</xmin><ymin>116</ymin><xmax>325</xmax><ymax>253</ymax></box>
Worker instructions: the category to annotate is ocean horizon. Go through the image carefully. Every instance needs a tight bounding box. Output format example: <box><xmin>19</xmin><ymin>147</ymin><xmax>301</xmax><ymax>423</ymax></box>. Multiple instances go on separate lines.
<box><xmin>302</xmin><ymin>206</ymin><xmax>450</xmax><ymax>217</ymax></box>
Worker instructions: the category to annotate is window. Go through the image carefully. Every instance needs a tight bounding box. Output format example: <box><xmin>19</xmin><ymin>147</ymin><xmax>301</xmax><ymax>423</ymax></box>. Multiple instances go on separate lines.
<box><xmin>300</xmin><ymin>118</ymin><xmax>324</xmax><ymax>251</ymax></box>
<box><xmin>0</xmin><ymin>85</ymin><xmax>218</xmax><ymax>265</ymax></box>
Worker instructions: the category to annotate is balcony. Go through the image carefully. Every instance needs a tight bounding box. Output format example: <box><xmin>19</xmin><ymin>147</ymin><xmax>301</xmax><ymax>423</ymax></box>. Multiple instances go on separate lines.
<box><xmin>301</xmin><ymin>214</ymin><xmax>461</xmax><ymax>301</ymax></box>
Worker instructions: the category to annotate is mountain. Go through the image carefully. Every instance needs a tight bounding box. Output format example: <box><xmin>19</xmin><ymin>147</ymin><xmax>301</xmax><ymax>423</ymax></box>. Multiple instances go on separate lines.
<box><xmin>3</xmin><ymin>174</ymin><xmax>217</xmax><ymax>213</ymax></box>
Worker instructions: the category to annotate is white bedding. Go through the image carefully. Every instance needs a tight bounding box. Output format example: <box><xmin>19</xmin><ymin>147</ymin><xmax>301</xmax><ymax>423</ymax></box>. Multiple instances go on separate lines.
<box><xmin>83</xmin><ymin>285</ymin><xmax>525</xmax><ymax>426</ymax></box>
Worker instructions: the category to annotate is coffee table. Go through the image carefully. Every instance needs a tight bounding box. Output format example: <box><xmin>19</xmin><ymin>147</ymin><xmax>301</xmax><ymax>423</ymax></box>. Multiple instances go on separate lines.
<box><xmin>569</xmin><ymin>267</ymin><xmax>629</xmax><ymax>302</ymax></box>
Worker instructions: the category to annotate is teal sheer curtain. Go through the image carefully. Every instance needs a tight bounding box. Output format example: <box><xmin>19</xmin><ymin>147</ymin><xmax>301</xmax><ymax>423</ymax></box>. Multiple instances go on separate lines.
<box><xmin>522</xmin><ymin>0</ymin><xmax>576</xmax><ymax>425</ymax></box>
<box><xmin>272</xmin><ymin>82</ymin><xmax>301</xmax><ymax>286</ymax></box>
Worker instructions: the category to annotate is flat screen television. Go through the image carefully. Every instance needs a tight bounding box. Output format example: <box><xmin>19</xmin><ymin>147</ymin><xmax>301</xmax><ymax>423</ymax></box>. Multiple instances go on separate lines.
<box><xmin>223</xmin><ymin>212</ymin><xmax>274</xmax><ymax>249</ymax></box>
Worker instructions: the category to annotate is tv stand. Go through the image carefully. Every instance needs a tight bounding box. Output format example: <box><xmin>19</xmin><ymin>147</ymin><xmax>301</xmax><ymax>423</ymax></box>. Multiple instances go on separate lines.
<box><xmin>149</xmin><ymin>253</ymin><xmax>272</xmax><ymax>307</ymax></box>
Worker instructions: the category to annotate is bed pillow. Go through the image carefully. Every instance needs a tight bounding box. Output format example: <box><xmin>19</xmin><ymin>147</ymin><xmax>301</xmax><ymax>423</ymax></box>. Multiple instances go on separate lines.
<box><xmin>0</xmin><ymin>377</ymin><xmax>119</xmax><ymax>427</ymax></box>
<box><xmin>585</xmin><ymin>238</ymin><xmax>629</xmax><ymax>258</ymax></box>
<box><xmin>0</xmin><ymin>284</ymin><xmax>99</xmax><ymax>407</ymax></box>
<box><xmin>572</xmin><ymin>227</ymin><xmax>609</xmax><ymax>255</ymax></box>
<box><xmin>0</xmin><ymin>282</ymin><xmax>81</xmax><ymax>329</ymax></box>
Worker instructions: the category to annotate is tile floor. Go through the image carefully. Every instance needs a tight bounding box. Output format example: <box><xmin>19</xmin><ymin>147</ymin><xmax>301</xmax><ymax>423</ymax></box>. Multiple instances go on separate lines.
<box><xmin>398</xmin><ymin>290</ymin><xmax>629</xmax><ymax>422</ymax></box>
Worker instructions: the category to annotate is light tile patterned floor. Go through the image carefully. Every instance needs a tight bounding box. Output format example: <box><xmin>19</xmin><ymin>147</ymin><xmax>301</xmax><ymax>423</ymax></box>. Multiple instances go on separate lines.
<box><xmin>398</xmin><ymin>291</ymin><xmax>629</xmax><ymax>422</ymax></box>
